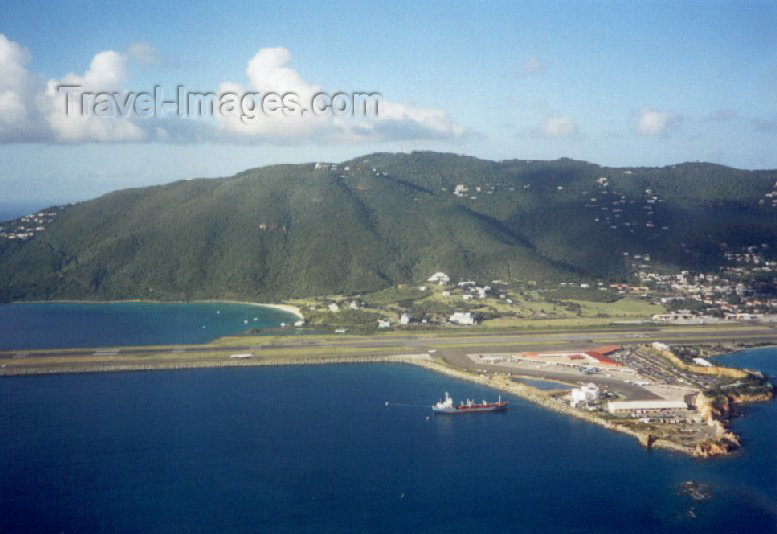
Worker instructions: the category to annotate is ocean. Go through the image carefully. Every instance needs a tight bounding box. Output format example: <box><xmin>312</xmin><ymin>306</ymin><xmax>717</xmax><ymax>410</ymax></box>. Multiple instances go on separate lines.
<box><xmin>0</xmin><ymin>302</ymin><xmax>298</xmax><ymax>350</ymax></box>
<box><xmin>0</xmin><ymin>202</ymin><xmax>52</xmax><ymax>223</ymax></box>
<box><xmin>1</xmin><ymin>349</ymin><xmax>776</xmax><ymax>532</ymax></box>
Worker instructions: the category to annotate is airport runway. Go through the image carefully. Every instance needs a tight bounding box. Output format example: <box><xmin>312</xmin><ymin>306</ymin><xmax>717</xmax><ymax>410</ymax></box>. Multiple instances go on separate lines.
<box><xmin>3</xmin><ymin>324</ymin><xmax>775</xmax><ymax>361</ymax></box>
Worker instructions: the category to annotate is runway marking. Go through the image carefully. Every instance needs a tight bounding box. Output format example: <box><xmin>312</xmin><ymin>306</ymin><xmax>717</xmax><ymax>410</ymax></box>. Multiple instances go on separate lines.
<box><xmin>93</xmin><ymin>349</ymin><xmax>120</xmax><ymax>356</ymax></box>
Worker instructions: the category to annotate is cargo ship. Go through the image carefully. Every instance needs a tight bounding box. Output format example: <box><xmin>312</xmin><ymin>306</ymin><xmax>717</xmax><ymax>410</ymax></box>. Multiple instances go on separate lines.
<box><xmin>432</xmin><ymin>392</ymin><xmax>508</xmax><ymax>414</ymax></box>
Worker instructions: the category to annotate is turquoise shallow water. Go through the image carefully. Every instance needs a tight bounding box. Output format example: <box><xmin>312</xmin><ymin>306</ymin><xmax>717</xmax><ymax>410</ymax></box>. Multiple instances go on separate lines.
<box><xmin>0</xmin><ymin>302</ymin><xmax>297</xmax><ymax>350</ymax></box>
<box><xmin>1</xmin><ymin>349</ymin><xmax>776</xmax><ymax>532</ymax></box>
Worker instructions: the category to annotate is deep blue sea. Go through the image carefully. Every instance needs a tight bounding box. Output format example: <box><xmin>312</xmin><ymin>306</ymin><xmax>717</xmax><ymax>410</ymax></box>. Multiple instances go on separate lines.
<box><xmin>1</xmin><ymin>349</ymin><xmax>776</xmax><ymax>532</ymax></box>
<box><xmin>0</xmin><ymin>202</ymin><xmax>49</xmax><ymax>222</ymax></box>
<box><xmin>0</xmin><ymin>302</ymin><xmax>297</xmax><ymax>350</ymax></box>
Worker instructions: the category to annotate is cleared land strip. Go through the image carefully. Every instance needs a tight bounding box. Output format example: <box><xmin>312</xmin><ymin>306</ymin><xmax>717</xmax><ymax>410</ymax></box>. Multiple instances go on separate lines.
<box><xmin>1</xmin><ymin>325</ymin><xmax>776</xmax><ymax>376</ymax></box>
<box><xmin>4</xmin><ymin>324</ymin><xmax>776</xmax><ymax>359</ymax></box>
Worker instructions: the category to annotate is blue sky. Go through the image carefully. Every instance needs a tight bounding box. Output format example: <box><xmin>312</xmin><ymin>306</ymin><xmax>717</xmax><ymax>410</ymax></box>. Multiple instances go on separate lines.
<box><xmin>1</xmin><ymin>0</ymin><xmax>776</xmax><ymax>204</ymax></box>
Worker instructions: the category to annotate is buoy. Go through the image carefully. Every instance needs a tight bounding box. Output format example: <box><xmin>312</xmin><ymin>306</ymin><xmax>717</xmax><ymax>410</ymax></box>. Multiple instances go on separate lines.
<box><xmin>385</xmin><ymin>401</ymin><xmax>389</xmax><ymax>406</ymax></box>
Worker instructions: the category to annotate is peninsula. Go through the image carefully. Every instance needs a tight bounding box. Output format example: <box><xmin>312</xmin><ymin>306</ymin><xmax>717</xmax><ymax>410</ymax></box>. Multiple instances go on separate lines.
<box><xmin>3</xmin><ymin>152</ymin><xmax>777</xmax><ymax>457</ymax></box>
<box><xmin>2</xmin><ymin>320</ymin><xmax>774</xmax><ymax>458</ymax></box>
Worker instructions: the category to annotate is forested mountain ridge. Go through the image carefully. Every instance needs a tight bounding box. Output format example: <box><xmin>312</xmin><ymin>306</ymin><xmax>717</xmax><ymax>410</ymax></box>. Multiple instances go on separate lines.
<box><xmin>1</xmin><ymin>152</ymin><xmax>776</xmax><ymax>302</ymax></box>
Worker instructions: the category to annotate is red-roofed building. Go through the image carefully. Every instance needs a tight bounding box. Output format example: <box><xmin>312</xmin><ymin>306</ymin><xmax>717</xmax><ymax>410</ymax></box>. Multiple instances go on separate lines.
<box><xmin>586</xmin><ymin>350</ymin><xmax>622</xmax><ymax>366</ymax></box>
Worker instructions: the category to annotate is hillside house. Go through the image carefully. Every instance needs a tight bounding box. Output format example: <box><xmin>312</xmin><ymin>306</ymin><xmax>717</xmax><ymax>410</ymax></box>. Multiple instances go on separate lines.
<box><xmin>449</xmin><ymin>311</ymin><xmax>475</xmax><ymax>325</ymax></box>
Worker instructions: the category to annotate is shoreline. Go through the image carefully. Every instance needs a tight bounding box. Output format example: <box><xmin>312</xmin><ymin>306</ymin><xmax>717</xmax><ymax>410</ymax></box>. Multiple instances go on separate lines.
<box><xmin>2</xmin><ymin>323</ymin><xmax>774</xmax><ymax>458</ymax></box>
<box><xmin>0</xmin><ymin>351</ymin><xmax>748</xmax><ymax>458</ymax></box>
<box><xmin>6</xmin><ymin>298</ymin><xmax>304</xmax><ymax>320</ymax></box>
<box><xmin>402</xmin><ymin>358</ymin><xmax>695</xmax><ymax>456</ymax></box>
<box><xmin>209</xmin><ymin>300</ymin><xmax>304</xmax><ymax>320</ymax></box>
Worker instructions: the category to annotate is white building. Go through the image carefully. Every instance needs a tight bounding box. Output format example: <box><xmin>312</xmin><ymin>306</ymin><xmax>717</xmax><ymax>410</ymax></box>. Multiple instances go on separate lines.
<box><xmin>453</xmin><ymin>184</ymin><xmax>469</xmax><ymax>197</ymax></box>
<box><xmin>476</xmin><ymin>286</ymin><xmax>491</xmax><ymax>299</ymax></box>
<box><xmin>570</xmin><ymin>383</ymin><xmax>599</xmax><ymax>407</ymax></box>
<box><xmin>328</xmin><ymin>303</ymin><xmax>340</xmax><ymax>313</ymax></box>
<box><xmin>651</xmin><ymin>311</ymin><xmax>699</xmax><ymax>322</ymax></box>
<box><xmin>724</xmin><ymin>313</ymin><xmax>763</xmax><ymax>321</ymax></box>
<box><xmin>427</xmin><ymin>272</ymin><xmax>451</xmax><ymax>285</ymax></box>
<box><xmin>377</xmin><ymin>319</ymin><xmax>391</xmax><ymax>329</ymax></box>
<box><xmin>400</xmin><ymin>313</ymin><xmax>411</xmax><ymax>325</ymax></box>
<box><xmin>607</xmin><ymin>400</ymin><xmax>688</xmax><ymax>414</ymax></box>
<box><xmin>349</xmin><ymin>300</ymin><xmax>361</xmax><ymax>310</ymax></box>
<box><xmin>449</xmin><ymin>312</ymin><xmax>475</xmax><ymax>325</ymax></box>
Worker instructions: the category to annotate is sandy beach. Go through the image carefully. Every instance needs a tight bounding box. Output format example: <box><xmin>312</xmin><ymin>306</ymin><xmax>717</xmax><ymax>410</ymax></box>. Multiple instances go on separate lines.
<box><xmin>9</xmin><ymin>299</ymin><xmax>304</xmax><ymax>321</ymax></box>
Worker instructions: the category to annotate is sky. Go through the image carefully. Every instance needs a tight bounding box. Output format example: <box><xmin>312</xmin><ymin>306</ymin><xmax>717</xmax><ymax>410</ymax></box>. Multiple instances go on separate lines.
<box><xmin>1</xmin><ymin>0</ymin><xmax>776</xmax><ymax>205</ymax></box>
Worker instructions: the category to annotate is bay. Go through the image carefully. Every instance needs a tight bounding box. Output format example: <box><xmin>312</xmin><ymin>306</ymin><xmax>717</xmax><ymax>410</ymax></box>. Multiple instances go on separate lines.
<box><xmin>2</xmin><ymin>350</ymin><xmax>776</xmax><ymax>532</ymax></box>
<box><xmin>0</xmin><ymin>302</ymin><xmax>297</xmax><ymax>350</ymax></box>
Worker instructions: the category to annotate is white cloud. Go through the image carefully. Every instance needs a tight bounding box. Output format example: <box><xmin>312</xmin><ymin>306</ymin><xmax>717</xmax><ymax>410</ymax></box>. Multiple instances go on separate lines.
<box><xmin>0</xmin><ymin>35</ymin><xmax>466</xmax><ymax>145</ymax></box>
<box><xmin>0</xmin><ymin>33</ymin><xmax>30</xmax><ymax>87</ymax></box>
<box><xmin>541</xmin><ymin>116</ymin><xmax>577</xmax><ymax>138</ymax></box>
<box><xmin>0</xmin><ymin>34</ymin><xmax>45</xmax><ymax>141</ymax></box>
<box><xmin>43</xmin><ymin>49</ymin><xmax>146</xmax><ymax>142</ymax></box>
<box><xmin>246</xmin><ymin>47</ymin><xmax>319</xmax><ymax>100</ymax></box>
<box><xmin>521</xmin><ymin>58</ymin><xmax>544</xmax><ymax>76</ymax></box>
<box><xmin>216</xmin><ymin>47</ymin><xmax>467</xmax><ymax>144</ymax></box>
<box><xmin>128</xmin><ymin>42</ymin><xmax>160</xmax><ymax>66</ymax></box>
<box><xmin>637</xmin><ymin>108</ymin><xmax>676</xmax><ymax>137</ymax></box>
<box><xmin>0</xmin><ymin>90</ymin><xmax>27</xmax><ymax>126</ymax></box>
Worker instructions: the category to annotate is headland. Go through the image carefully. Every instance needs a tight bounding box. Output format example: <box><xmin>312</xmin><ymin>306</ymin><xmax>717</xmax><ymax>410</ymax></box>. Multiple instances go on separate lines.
<box><xmin>1</xmin><ymin>320</ymin><xmax>774</xmax><ymax>458</ymax></box>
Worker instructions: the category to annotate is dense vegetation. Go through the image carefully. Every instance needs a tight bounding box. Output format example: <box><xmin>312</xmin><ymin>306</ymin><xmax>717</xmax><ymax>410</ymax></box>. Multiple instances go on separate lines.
<box><xmin>1</xmin><ymin>152</ymin><xmax>776</xmax><ymax>302</ymax></box>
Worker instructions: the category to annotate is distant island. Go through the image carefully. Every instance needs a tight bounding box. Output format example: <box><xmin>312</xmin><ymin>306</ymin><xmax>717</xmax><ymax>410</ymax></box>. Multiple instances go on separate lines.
<box><xmin>1</xmin><ymin>152</ymin><xmax>776</xmax><ymax>304</ymax></box>
<box><xmin>2</xmin><ymin>151</ymin><xmax>776</xmax><ymax>458</ymax></box>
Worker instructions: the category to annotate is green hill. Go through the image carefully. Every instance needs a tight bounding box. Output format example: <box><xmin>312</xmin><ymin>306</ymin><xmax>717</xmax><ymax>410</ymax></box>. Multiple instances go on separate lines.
<box><xmin>1</xmin><ymin>152</ymin><xmax>776</xmax><ymax>302</ymax></box>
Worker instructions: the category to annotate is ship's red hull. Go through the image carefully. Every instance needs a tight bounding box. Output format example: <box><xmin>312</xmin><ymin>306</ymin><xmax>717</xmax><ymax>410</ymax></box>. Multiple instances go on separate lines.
<box><xmin>433</xmin><ymin>402</ymin><xmax>508</xmax><ymax>414</ymax></box>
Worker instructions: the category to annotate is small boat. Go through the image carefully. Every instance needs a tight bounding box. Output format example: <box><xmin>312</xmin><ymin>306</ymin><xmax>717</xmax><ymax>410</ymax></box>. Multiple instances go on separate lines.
<box><xmin>432</xmin><ymin>392</ymin><xmax>508</xmax><ymax>414</ymax></box>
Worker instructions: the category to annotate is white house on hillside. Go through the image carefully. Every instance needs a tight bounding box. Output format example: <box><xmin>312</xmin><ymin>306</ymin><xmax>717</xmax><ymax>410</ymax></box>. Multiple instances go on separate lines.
<box><xmin>427</xmin><ymin>272</ymin><xmax>451</xmax><ymax>285</ymax></box>
<box><xmin>449</xmin><ymin>312</ymin><xmax>475</xmax><ymax>325</ymax></box>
